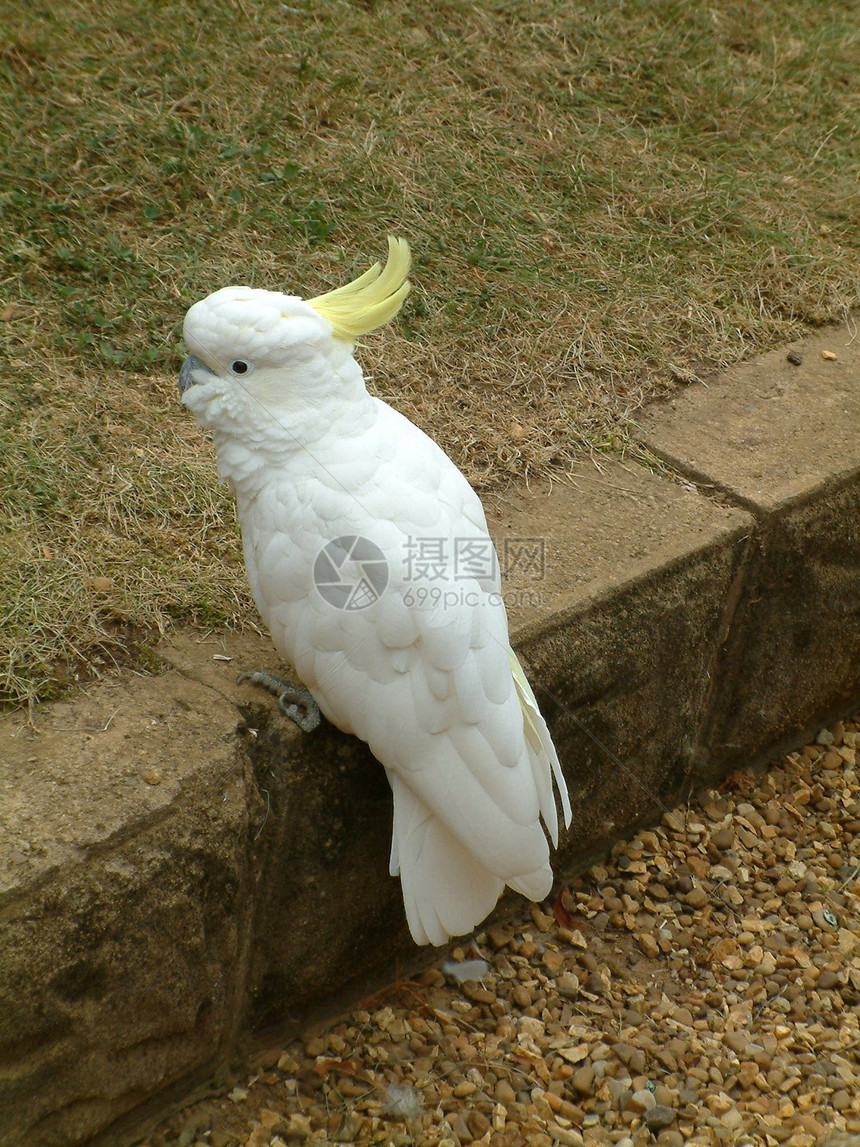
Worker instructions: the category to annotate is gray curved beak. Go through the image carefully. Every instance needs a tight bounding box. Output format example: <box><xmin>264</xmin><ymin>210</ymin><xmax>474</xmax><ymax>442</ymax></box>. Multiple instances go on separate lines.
<box><xmin>179</xmin><ymin>354</ymin><xmax>214</xmax><ymax>396</ymax></box>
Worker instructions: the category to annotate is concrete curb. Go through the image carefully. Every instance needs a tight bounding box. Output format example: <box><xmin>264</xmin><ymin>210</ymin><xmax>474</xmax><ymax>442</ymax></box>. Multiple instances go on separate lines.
<box><xmin>2</xmin><ymin>320</ymin><xmax>859</xmax><ymax>1146</ymax></box>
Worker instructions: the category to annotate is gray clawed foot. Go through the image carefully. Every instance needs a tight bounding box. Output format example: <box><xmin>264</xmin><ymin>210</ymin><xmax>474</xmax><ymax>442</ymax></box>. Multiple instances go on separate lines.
<box><xmin>237</xmin><ymin>670</ymin><xmax>321</xmax><ymax>732</ymax></box>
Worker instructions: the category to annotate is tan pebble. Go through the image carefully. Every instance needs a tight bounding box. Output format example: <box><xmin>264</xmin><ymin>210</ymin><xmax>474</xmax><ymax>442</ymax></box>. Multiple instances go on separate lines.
<box><xmin>638</xmin><ymin>933</ymin><xmax>660</xmax><ymax>959</ymax></box>
<box><xmin>548</xmin><ymin>1128</ymin><xmax>584</xmax><ymax>1147</ymax></box>
<box><xmin>613</xmin><ymin>1042</ymin><xmax>647</xmax><ymax>1074</ymax></box>
<box><xmin>277</xmin><ymin>1050</ymin><xmax>300</xmax><ymax>1073</ymax></box>
<box><xmin>747</xmin><ymin>1095</ymin><xmax>771</xmax><ymax>1113</ymax></box>
<box><xmin>710</xmin><ymin>825</ymin><xmax>735</xmax><ymax>849</ymax></box>
<box><xmin>495</xmin><ymin>1079</ymin><xmax>517</xmax><ymax>1105</ymax></box>
<box><xmin>543</xmin><ymin>949</ymin><xmax>565</xmax><ymax>974</ymax></box>
<box><xmin>461</xmin><ymin>981</ymin><xmax>495</xmax><ymax>1005</ymax></box>
<box><xmin>821</xmin><ymin>349</ymin><xmax>838</xmax><ymax>360</ymax></box>
<box><xmin>738</xmin><ymin>1061</ymin><xmax>759</xmax><ymax>1089</ymax></box>
<box><xmin>559</xmin><ymin>927</ymin><xmax>588</xmax><ymax>949</ymax></box>
<box><xmin>492</xmin><ymin>1101</ymin><xmax>506</xmax><ymax>1131</ymax></box>
<box><xmin>551</xmin><ymin>1094</ymin><xmax>583</xmax><ymax>1123</ymax></box>
<box><xmin>685</xmin><ymin>886</ymin><xmax>709</xmax><ymax>909</ymax></box>
<box><xmin>720</xmin><ymin>1105</ymin><xmax>743</xmax><ymax>1129</ymax></box>
<box><xmin>453</xmin><ymin>1080</ymin><xmax>477</xmax><ymax>1097</ymax></box>
<box><xmin>90</xmin><ymin>576</ymin><xmax>114</xmax><ymax>592</ymax></box>
<box><xmin>512</xmin><ymin>984</ymin><xmax>533</xmax><ymax>1008</ymax></box>
<box><xmin>708</xmin><ymin>864</ymin><xmax>733</xmax><ymax>882</ymax></box>
<box><xmin>582</xmin><ymin>971</ymin><xmax>609</xmax><ymax>996</ymax></box>
<box><xmin>467</xmin><ymin>1109</ymin><xmax>491</xmax><ymax>1138</ymax></box>
<box><xmin>570</xmin><ymin>1065</ymin><xmax>594</xmax><ymax>1094</ymax></box>
<box><xmin>556</xmin><ymin>971</ymin><xmax>580</xmax><ymax>998</ymax></box>
<box><xmin>797</xmin><ymin>1113</ymin><xmax>826</xmax><ymax>1135</ymax></box>
<box><xmin>544</xmin><ymin>1089</ymin><xmax>564</xmax><ymax>1112</ymax></box>
<box><xmin>143</xmin><ymin>768</ymin><xmax>162</xmax><ymax>786</ymax></box>
<box><xmin>687</xmin><ymin>855</ymin><xmax>710</xmax><ymax>878</ymax></box>
<box><xmin>519</xmin><ymin>1016</ymin><xmax>545</xmax><ymax>1042</ymax></box>
<box><xmin>722</xmin><ymin>885</ymin><xmax>745</xmax><ymax>907</ymax></box>
<box><xmin>705</xmin><ymin>1092</ymin><xmax>733</xmax><ymax>1116</ymax></box>
<box><xmin>531</xmin><ymin>905</ymin><xmax>555</xmax><ymax>932</ymax></box>
<box><xmin>655</xmin><ymin>1133</ymin><xmax>684</xmax><ymax>1147</ymax></box>
<box><xmin>837</xmin><ymin>929</ymin><xmax>858</xmax><ymax>954</ymax></box>
<box><xmin>722</xmin><ymin>1030</ymin><xmax>747</xmax><ymax>1054</ymax></box>
<box><xmin>627</xmin><ymin>1088</ymin><xmax>656</xmax><ymax>1112</ymax></box>
<box><xmin>487</xmin><ymin>926</ymin><xmax>514</xmax><ymax>949</ymax></box>
<box><xmin>710</xmin><ymin>937</ymin><xmax>737</xmax><ymax>965</ymax></box>
<box><xmin>338</xmin><ymin>1079</ymin><xmax>365</xmax><ymax>1097</ymax></box>
<box><xmin>285</xmin><ymin>1113</ymin><xmax>312</xmax><ymax>1137</ymax></box>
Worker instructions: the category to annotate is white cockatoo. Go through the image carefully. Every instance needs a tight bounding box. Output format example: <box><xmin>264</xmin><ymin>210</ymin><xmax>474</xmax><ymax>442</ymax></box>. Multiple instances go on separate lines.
<box><xmin>179</xmin><ymin>238</ymin><xmax>571</xmax><ymax>944</ymax></box>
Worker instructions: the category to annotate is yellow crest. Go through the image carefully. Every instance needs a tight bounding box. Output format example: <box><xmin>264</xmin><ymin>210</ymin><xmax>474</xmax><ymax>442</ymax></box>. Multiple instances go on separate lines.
<box><xmin>308</xmin><ymin>236</ymin><xmax>411</xmax><ymax>341</ymax></box>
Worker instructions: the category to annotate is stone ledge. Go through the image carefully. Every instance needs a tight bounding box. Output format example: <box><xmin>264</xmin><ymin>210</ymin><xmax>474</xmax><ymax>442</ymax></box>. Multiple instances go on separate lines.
<box><xmin>634</xmin><ymin>318</ymin><xmax>860</xmax><ymax>780</ymax></box>
<box><xmin>2</xmin><ymin>320</ymin><xmax>859</xmax><ymax>1146</ymax></box>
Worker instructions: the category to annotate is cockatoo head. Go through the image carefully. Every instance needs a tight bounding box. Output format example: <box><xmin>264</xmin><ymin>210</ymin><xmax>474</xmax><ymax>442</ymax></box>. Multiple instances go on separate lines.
<box><xmin>179</xmin><ymin>237</ymin><xmax>410</xmax><ymax>431</ymax></box>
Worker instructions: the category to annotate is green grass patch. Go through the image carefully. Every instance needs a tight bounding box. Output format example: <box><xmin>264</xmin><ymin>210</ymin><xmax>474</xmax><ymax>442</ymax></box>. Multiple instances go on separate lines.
<box><xmin>1</xmin><ymin>0</ymin><xmax>858</xmax><ymax>705</ymax></box>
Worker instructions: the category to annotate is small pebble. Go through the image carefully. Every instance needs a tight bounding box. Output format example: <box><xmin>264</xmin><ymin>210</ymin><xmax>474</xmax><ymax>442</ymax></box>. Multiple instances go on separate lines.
<box><xmin>645</xmin><ymin>1104</ymin><xmax>677</xmax><ymax>1130</ymax></box>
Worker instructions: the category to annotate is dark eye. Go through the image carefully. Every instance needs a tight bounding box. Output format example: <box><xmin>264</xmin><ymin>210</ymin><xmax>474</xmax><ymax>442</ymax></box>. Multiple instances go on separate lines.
<box><xmin>231</xmin><ymin>360</ymin><xmax>249</xmax><ymax>374</ymax></box>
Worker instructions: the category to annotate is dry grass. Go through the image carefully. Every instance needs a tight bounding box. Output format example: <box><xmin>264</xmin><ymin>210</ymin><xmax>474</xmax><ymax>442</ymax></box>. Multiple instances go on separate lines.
<box><xmin>1</xmin><ymin>0</ymin><xmax>858</xmax><ymax>705</ymax></box>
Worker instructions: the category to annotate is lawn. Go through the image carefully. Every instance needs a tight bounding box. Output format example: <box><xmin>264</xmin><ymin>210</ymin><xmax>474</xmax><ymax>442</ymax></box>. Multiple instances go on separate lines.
<box><xmin>1</xmin><ymin>0</ymin><xmax>858</xmax><ymax>705</ymax></box>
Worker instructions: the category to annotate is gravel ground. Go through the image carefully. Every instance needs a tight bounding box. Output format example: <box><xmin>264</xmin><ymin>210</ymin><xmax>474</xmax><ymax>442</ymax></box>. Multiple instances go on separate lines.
<box><xmin>141</xmin><ymin>714</ymin><xmax>860</xmax><ymax>1147</ymax></box>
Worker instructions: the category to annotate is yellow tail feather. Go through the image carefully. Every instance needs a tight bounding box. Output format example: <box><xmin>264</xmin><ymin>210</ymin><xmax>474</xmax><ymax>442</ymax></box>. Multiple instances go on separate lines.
<box><xmin>309</xmin><ymin>236</ymin><xmax>411</xmax><ymax>341</ymax></box>
<box><xmin>510</xmin><ymin>650</ymin><xmax>545</xmax><ymax>756</ymax></box>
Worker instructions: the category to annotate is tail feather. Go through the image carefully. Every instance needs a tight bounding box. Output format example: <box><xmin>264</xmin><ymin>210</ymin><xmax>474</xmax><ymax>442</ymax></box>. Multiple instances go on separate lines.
<box><xmin>507</xmin><ymin>865</ymin><xmax>553</xmax><ymax>902</ymax></box>
<box><xmin>510</xmin><ymin>650</ymin><xmax>572</xmax><ymax>841</ymax></box>
<box><xmin>387</xmin><ymin>654</ymin><xmax>571</xmax><ymax>946</ymax></box>
<box><xmin>391</xmin><ymin>773</ymin><xmax>507</xmax><ymax>945</ymax></box>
